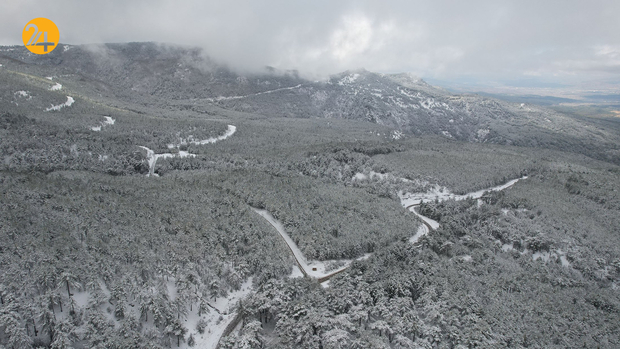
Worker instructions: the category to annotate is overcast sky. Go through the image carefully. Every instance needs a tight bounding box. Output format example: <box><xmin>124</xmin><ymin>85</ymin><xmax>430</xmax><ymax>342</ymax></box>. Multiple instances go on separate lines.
<box><xmin>2</xmin><ymin>0</ymin><xmax>619</xmax><ymax>88</ymax></box>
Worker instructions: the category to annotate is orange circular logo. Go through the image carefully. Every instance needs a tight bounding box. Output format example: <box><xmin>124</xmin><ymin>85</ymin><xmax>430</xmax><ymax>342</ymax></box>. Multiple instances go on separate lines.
<box><xmin>22</xmin><ymin>18</ymin><xmax>59</xmax><ymax>55</ymax></box>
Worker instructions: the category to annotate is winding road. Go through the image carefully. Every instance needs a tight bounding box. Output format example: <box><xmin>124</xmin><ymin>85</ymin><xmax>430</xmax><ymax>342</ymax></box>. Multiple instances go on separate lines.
<box><xmin>253</xmin><ymin>176</ymin><xmax>527</xmax><ymax>284</ymax></box>
<box><xmin>139</xmin><ymin>125</ymin><xmax>237</xmax><ymax>176</ymax></box>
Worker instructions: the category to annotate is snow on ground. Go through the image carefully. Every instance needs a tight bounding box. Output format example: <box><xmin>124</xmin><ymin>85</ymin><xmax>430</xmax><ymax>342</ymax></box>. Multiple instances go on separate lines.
<box><xmin>50</xmin><ymin>83</ymin><xmax>62</xmax><ymax>91</ymax></box>
<box><xmin>306</xmin><ymin>254</ymin><xmax>372</xmax><ymax>279</ymax></box>
<box><xmin>46</xmin><ymin>96</ymin><xmax>74</xmax><ymax>111</ymax></box>
<box><xmin>408</xmin><ymin>206</ymin><xmax>440</xmax><ymax>230</ymax></box>
<box><xmin>409</xmin><ymin>224</ymin><xmax>429</xmax><ymax>244</ymax></box>
<box><xmin>400</xmin><ymin>177</ymin><xmax>528</xmax><ymax>244</ymax></box>
<box><xmin>167</xmin><ymin>125</ymin><xmax>236</xmax><ymax>148</ymax></box>
<box><xmin>166</xmin><ymin>279</ymin><xmax>178</xmax><ymax>301</ymax></box>
<box><xmin>139</xmin><ymin>146</ymin><xmax>196</xmax><ymax>177</ymax></box>
<box><xmin>533</xmin><ymin>251</ymin><xmax>551</xmax><ymax>262</ymax></box>
<box><xmin>15</xmin><ymin>91</ymin><xmax>30</xmax><ymax>98</ymax></box>
<box><xmin>391</xmin><ymin>130</ymin><xmax>404</xmax><ymax>140</ymax></box>
<box><xmin>289</xmin><ymin>265</ymin><xmax>304</xmax><ymax>278</ymax></box>
<box><xmin>502</xmin><ymin>244</ymin><xmax>571</xmax><ymax>267</ymax></box>
<box><xmin>352</xmin><ymin>171</ymin><xmax>413</xmax><ymax>184</ymax></box>
<box><xmin>90</xmin><ymin>116</ymin><xmax>115</xmax><ymax>131</ymax></box>
<box><xmin>353</xmin><ymin>173</ymin><xmax>368</xmax><ymax>181</ymax></box>
<box><xmin>46</xmin><ymin>76</ymin><xmax>53</xmax><ymax>80</ymax></box>
<box><xmin>338</xmin><ymin>73</ymin><xmax>360</xmax><ymax>85</ymax></box>
<box><xmin>399</xmin><ymin>185</ymin><xmax>452</xmax><ymax>207</ymax></box>
<box><xmin>399</xmin><ymin>176</ymin><xmax>528</xmax><ymax>208</ymax></box>
<box><xmin>72</xmin><ymin>291</ymin><xmax>90</xmax><ymax>308</ymax></box>
<box><xmin>208</xmin><ymin>85</ymin><xmax>302</xmax><ymax>102</ymax></box>
<box><xmin>98</xmin><ymin>281</ymin><xmax>120</xmax><ymax>327</ymax></box>
<box><xmin>441</xmin><ymin>131</ymin><xmax>453</xmax><ymax>138</ymax></box>
<box><xmin>252</xmin><ymin>208</ymin><xmax>370</xmax><ymax>280</ymax></box>
<box><xmin>252</xmin><ymin>208</ymin><xmax>311</xmax><ymax>272</ymax></box>
<box><xmin>141</xmin><ymin>125</ymin><xmax>236</xmax><ymax>176</ymax></box>
<box><xmin>180</xmin><ymin>278</ymin><xmax>253</xmax><ymax>349</ymax></box>
<box><xmin>256</xmin><ymin>177</ymin><xmax>530</xmax><ymax>285</ymax></box>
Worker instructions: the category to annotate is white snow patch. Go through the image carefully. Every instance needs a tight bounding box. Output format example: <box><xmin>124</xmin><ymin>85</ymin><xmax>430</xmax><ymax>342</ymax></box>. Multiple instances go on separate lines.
<box><xmin>462</xmin><ymin>255</ymin><xmax>472</xmax><ymax>262</ymax></box>
<box><xmin>46</xmin><ymin>96</ymin><xmax>74</xmax><ymax>111</ymax></box>
<box><xmin>14</xmin><ymin>91</ymin><xmax>31</xmax><ymax>99</ymax></box>
<box><xmin>391</xmin><ymin>130</ymin><xmax>404</xmax><ymax>140</ymax></box>
<box><xmin>208</xmin><ymin>86</ymin><xmax>301</xmax><ymax>102</ymax></box>
<box><xmin>90</xmin><ymin>116</ymin><xmax>115</xmax><ymax>131</ymax></box>
<box><xmin>338</xmin><ymin>73</ymin><xmax>360</xmax><ymax>85</ymax></box>
<box><xmin>289</xmin><ymin>265</ymin><xmax>304</xmax><ymax>278</ymax></box>
<box><xmin>533</xmin><ymin>251</ymin><xmax>551</xmax><ymax>262</ymax></box>
<box><xmin>421</xmin><ymin>98</ymin><xmax>439</xmax><ymax>109</ymax></box>
<box><xmin>352</xmin><ymin>173</ymin><xmax>368</xmax><ymax>181</ymax></box>
<box><xmin>50</xmin><ymin>83</ymin><xmax>62</xmax><ymax>91</ymax></box>
<box><xmin>502</xmin><ymin>243</ymin><xmax>514</xmax><ymax>252</ymax></box>
<box><xmin>142</xmin><ymin>125</ymin><xmax>236</xmax><ymax>176</ymax></box>
<box><xmin>556</xmin><ymin>249</ymin><xmax>571</xmax><ymax>267</ymax></box>
<box><xmin>182</xmin><ymin>278</ymin><xmax>253</xmax><ymax>349</ymax></box>
<box><xmin>353</xmin><ymin>171</ymin><xmax>413</xmax><ymax>184</ymax></box>
<box><xmin>72</xmin><ymin>291</ymin><xmax>90</xmax><ymax>308</ymax></box>
<box><xmin>441</xmin><ymin>131</ymin><xmax>453</xmax><ymax>138</ymax></box>
<box><xmin>139</xmin><ymin>146</ymin><xmax>196</xmax><ymax>177</ymax></box>
<box><xmin>166</xmin><ymin>279</ymin><xmax>178</xmax><ymax>301</ymax></box>
<box><xmin>477</xmin><ymin>128</ymin><xmax>490</xmax><ymax>139</ymax></box>
<box><xmin>46</xmin><ymin>76</ymin><xmax>53</xmax><ymax>80</ymax></box>
<box><xmin>168</xmin><ymin>125</ymin><xmax>236</xmax><ymax>148</ymax></box>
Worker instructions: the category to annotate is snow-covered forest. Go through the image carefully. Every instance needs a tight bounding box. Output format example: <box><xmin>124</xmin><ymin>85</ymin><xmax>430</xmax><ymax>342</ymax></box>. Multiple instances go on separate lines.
<box><xmin>1</xmin><ymin>43</ymin><xmax>619</xmax><ymax>348</ymax></box>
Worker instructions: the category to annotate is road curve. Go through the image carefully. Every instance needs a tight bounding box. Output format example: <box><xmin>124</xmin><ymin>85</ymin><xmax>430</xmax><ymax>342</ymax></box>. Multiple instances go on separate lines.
<box><xmin>253</xmin><ymin>176</ymin><xmax>527</xmax><ymax>284</ymax></box>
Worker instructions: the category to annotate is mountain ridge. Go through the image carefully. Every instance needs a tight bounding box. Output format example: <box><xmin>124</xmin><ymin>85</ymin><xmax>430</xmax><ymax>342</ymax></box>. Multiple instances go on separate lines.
<box><xmin>1</xmin><ymin>42</ymin><xmax>618</xmax><ymax>164</ymax></box>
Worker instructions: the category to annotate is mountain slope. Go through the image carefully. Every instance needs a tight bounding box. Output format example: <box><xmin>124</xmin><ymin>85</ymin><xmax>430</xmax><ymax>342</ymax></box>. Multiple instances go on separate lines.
<box><xmin>1</xmin><ymin>42</ymin><xmax>618</xmax><ymax>164</ymax></box>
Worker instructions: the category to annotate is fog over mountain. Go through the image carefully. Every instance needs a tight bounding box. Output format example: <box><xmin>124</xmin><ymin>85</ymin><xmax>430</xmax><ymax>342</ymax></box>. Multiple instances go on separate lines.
<box><xmin>2</xmin><ymin>0</ymin><xmax>620</xmax><ymax>88</ymax></box>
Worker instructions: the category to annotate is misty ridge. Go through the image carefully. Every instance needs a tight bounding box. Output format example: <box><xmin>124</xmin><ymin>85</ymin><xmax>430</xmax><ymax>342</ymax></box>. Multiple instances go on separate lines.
<box><xmin>4</xmin><ymin>41</ymin><xmax>619</xmax><ymax>165</ymax></box>
<box><xmin>1</xmin><ymin>37</ymin><xmax>619</xmax><ymax>349</ymax></box>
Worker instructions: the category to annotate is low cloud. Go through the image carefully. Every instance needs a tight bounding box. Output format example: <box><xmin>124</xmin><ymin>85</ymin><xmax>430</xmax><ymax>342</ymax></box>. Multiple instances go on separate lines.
<box><xmin>1</xmin><ymin>0</ymin><xmax>619</xmax><ymax>84</ymax></box>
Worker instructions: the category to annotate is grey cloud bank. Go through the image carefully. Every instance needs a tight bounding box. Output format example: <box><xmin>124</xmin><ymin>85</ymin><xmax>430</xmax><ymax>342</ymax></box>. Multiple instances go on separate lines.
<box><xmin>2</xmin><ymin>0</ymin><xmax>619</xmax><ymax>90</ymax></box>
